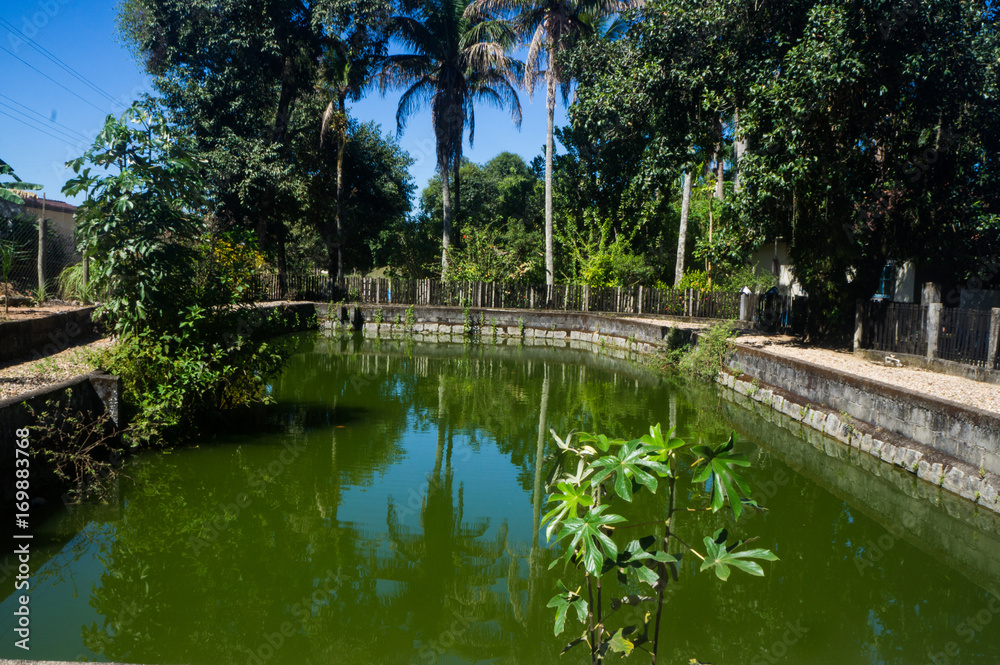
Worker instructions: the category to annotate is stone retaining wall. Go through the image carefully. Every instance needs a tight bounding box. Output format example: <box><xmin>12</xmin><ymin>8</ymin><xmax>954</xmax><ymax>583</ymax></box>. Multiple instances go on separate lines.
<box><xmin>0</xmin><ymin>307</ymin><xmax>98</xmax><ymax>363</ymax></box>
<box><xmin>720</xmin><ymin>349</ymin><xmax>1000</xmax><ymax>514</ymax></box>
<box><xmin>320</xmin><ymin>304</ymin><xmax>692</xmax><ymax>356</ymax></box>
<box><xmin>319</xmin><ymin>304</ymin><xmax>1000</xmax><ymax>515</ymax></box>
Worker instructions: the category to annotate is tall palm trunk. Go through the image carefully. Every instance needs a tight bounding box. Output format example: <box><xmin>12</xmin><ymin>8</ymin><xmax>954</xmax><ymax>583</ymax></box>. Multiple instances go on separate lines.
<box><xmin>334</xmin><ymin>97</ymin><xmax>346</xmax><ymax>279</ymax></box>
<box><xmin>544</xmin><ymin>50</ymin><xmax>556</xmax><ymax>287</ymax></box>
<box><xmin>733</xmin><ymin>108</ymin><xmax>745</xmax><ymax>193</ymax></box>
<box><xmin>441</xmin><ymin>160</ymin><xmax>453</xmax><ymax>277</ymax></box>
<box><xmin>674</xmin><ymin>171</ymin><xmax>692</xmax><ymax>286</ymax></box>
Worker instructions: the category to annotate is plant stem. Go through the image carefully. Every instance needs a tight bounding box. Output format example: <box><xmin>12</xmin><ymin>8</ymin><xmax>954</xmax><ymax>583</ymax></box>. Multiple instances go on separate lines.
<box><xmin>652</xmin><ymin>457</ymin><xmax>677</xmax><ymax>664</ymax></box>
<box><xmin>586</xmin><ymin>572</ymin><xmax>597</xmax><ymax>665</ymax></box>
<box><xmin>596</xmin><ymin>570</ymin><xmax>603</xmax><ymax>661</ymax></box>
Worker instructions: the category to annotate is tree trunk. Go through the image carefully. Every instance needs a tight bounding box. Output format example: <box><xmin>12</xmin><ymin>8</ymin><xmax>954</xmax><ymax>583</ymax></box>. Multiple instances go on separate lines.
<box><xmin>453</xmin><ymin>156</ymin><xmax>461</xmax><ymax>215</ymax></box>
<box><xmin>544</xmin><ymin>51</ymin><xmax>556</xmax><ymax>287</ymax></box>
<box><xmin>733</xmin><ymin>108</ymin><xmax>746</xmax><ymax>193</ymax></box>
<box><xmin>674</xmin><ymin>172</ymin><xmax>692</xmax><ymax>287</ymax></box>
<box><xmin>265</xmin><ymin>53</ymin><xmax>298</xmax><ymax>297</ymax></box>
<box><xmin>334</xmin><ymin>97</ymin><xmax>346</xmax><ymax>279</ymax></box>
<box><xmin>441</xmin><ymin>160</ymin><xmax>452</xmax><ymax>277</ymax></box>
<box><xmin>715</xmin><ymin>115</ymin><xmax>725</xmax><ymax>201</ymax></box>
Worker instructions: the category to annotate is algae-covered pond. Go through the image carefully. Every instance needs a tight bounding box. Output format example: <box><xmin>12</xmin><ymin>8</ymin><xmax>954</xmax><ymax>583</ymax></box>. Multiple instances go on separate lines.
<box><xmin>4</xmin><ymin>333</ymin><xmax>1000</xmax><ymax>664</ymax></box>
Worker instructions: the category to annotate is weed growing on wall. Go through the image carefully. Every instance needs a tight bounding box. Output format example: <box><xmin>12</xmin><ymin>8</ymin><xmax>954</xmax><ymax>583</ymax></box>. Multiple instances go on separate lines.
<box><xmin>679</xmin><ymin>320</ymin><xmax>737</xmax><ymax>382</ymax></box>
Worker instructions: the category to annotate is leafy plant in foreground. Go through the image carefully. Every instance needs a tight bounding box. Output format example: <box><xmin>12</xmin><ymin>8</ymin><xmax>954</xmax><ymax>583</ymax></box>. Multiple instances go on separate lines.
<box><xmin>543</xmin><ymin>424</ymin><xmax>777</xmax><ymax>663</ymax></box>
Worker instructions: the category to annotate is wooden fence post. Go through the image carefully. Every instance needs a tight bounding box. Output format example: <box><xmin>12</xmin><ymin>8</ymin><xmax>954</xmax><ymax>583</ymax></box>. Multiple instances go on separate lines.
<box><xmin>926</xmin><ymin>303</ymin><xmax>942</xmax><ymax>361</ymax></box>
<box><xmin>988</xmin><ymin>308</ymin><xmax>1000</xmax><ymax>370</ymax></box>
<box><xmin>37</xmin><ymin>195</ymin><xmax>46</xmax><ymax>299</ymax></box>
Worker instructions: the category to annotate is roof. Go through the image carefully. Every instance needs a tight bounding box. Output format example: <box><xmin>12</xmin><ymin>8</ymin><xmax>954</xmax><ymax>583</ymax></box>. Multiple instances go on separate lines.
<box><xmin>16</xmin><ymin>192</ymin><xmax>77</xmax><ymax>215</ymax></box>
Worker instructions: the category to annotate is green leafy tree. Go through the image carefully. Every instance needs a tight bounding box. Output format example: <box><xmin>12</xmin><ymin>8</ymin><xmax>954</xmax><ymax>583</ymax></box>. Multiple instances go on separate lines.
<box><xmin>543</xmin><ymin>424</ymin><xmax>776</xmax><ymax>663</ymax></box>
<box><xmin>318</xmin><ymin>5</ymin><xmax>391</xmax><ymax>278</ymax></box>
<box><xmin>0</xmin><ymin>157</ymin><xmax>41</xmax><ymax>206</ymax></box>
<box><xmin>117</xmin><ymin>0</ymin><xmax>394</xmax><ymax>293</ymax></box>
<box><xmin>63</xmin><ymin>101</ymin><xmax>294</xmax><ymax>444</ymax></box>
<box><xmin>64</xmin><ymin>101</ymin><xmax>207</xmax><ymax>335</ymax></box>
<box><xmin>468</xmin><ymin>0</ymin><xmax>639</xmax><ymax>287</ymax></box>
<box><xmin>379</xmin><ymin>0</ymin><xmax>523</xmax><ymax>277</ymax></box>
<box><xmin>294</xmin><ymin>112</ymin><xmax>416</xmax><ymax>275</ymax></box>
<box><xmin>567</xmin><ymin>0</ymin><xmax>1000</xmax><ymax>338</ymax></box>
<box><xmin>413</xmin><ymin>152</ymin><xmax>544</xmax><ymax>281</ymax></box>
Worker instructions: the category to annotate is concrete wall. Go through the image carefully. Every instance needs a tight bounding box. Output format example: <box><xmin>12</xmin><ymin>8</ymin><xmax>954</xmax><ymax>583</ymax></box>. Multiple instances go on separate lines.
<box><xmin>718</xmin><ymin>387</ymin><xmax>1000</xmax><ymax>600</ymax></box>
<box><xmin>721</xmin><ymin>344</ymin><xmax>1000</xmax><ymax>513</ymax></box>
<box><xmin>321</xmin><ymin>304</ymin><xmax>693</xmax><ymax>357</ymax></box>
<box><xmin>0</xmin><ymin>372</ymin><xmax>121</xmax><ymax>520</ymax></box>
<box><xmin>0</xmin><ymin>307</ymin><xmax>97</xmax><ymax>363</ymax></box>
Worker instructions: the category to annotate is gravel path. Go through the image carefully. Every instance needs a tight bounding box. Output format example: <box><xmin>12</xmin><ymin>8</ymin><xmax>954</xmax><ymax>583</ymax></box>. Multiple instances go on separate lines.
<box><xmin>734</xmin><ymin>333</ymin><xmax>1000</xmax><ymax>415</ymax></box>
<box><xmin>0</xmin><ymin>337</ymin><xmax>111</xmax><ymax>402</ymax></box>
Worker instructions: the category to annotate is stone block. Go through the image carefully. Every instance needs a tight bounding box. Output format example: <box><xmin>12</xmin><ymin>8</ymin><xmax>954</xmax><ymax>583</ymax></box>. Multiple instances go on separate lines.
<box><xmin>899</xmin><ymin>448</ymin><xmax>922</xmax><ymax>474</ymax></box>
<box><xmin>823</xmin><ymin>414</ymin><xmax>842</xmax><ymax>438</ymax></box>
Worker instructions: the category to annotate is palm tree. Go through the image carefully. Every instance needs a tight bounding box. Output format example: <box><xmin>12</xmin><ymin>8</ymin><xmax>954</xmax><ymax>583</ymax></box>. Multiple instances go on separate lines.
<box><xmin>468</xmin><ymin>0</ymin><xmax>634</xmax><ymax>287</ymax></box>
<box><xmin>380</xmin><ymin>0</ymin><xmax>523</xmax><ymax>277</ymax></box>
<box><xmin>319</xmin><ymin>23</ymin><xmax>386</xmax><ymax>279</ymax></box>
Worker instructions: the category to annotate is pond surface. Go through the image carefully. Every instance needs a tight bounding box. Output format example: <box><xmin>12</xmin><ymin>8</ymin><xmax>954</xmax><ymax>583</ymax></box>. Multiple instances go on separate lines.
<box><xmin>4</xmin><ymin>333</ymin><xmax>1000</xmax><ymax>665</ymax></box>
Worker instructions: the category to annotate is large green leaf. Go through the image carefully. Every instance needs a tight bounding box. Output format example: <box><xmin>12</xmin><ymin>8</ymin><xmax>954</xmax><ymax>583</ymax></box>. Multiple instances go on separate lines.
<box><xmin>639</xmin><ymin>422</ymin><xmax>685</xmax><ymax>464</ymax></box>
<box><xmin>542</xmin><ymin>480</ymin><xmax>594</xmax><ymax>542</ymax></box>
<box><xmin>690</xmin><ymin>432</ymin><xmax>752</xmax><ymax>519</ymax></box>
<box><xmin>606</xmin><ymin>627</ymin><xmax>635</xmax><ymax>656</ymax></box>
<box><xmin>699</xmin><ymin>533</ymin><xmax>778</xmax><ymax>581</ymax></box>
<box><xmin>589</xmin><ymin>439</ymin><xmax>670</xmax><ymax>502</ymax></box>
<box><xmin>555</xmin><ymin>504</ymin><xmax>625</xmax><ymax>575</ymax></box>
<box><xmin>547</xmin><ymin>580</ymin><xmax>588</xmax><ymax>636</ymax></box>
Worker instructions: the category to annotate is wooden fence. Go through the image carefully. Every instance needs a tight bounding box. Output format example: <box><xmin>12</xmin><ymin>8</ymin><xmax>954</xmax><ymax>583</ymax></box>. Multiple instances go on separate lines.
<box><xmin>858</xmin><ymin>300</ymin><xmax>1000</xmax><ymax>370</ymax></box>
<box><xmin>253</xmin><ymin>273</ymin><xmax>804</xmax><ymax>331</ymax></box>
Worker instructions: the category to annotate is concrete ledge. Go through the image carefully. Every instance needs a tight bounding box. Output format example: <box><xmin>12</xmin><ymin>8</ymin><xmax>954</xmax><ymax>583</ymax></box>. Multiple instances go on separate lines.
<box><xmin>725</xmin><ymin>343</ymin><xmax>1000</xmax><ymax>479</ymax></box>
<box><xmin>0</xmin><ymin>307</ymin><xmax>98</xmax><ymax>363</ymax></box>
<box><xmin>0</xmin><ymin>371</ymin><xmax>122</xmax><ymax>521</ymax></box>
<box><xmin>324</xmin><ymin>304</ymin><xmax>692</xmax><ymax>352</ymax></box>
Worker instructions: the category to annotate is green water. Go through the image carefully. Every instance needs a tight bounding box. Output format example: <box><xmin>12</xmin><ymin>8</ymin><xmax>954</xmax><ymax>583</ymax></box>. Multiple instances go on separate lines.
<box><xmin>5</xmin><ymin>333</ymin><xmax>1000</xmax><ymax>665</ymax></box>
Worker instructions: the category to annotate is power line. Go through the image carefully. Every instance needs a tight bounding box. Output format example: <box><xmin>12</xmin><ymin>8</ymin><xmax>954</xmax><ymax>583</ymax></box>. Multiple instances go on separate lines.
<box><xmin>0</xmin><ymin>19</ymin><xmax>126</xmax><ymax>110</ymax></box>
<box><xmin>0</xmin><ymin>44</ymin><xmax>111</xmax><ymax>115</ymax></box>
<box><xmin>0</xmin><ymin>94</ymin><xmax>91</xmax><ymax>143</ymax></box>
<box><xmin>0</xmin><ymin>108</ymin><xmax>83</xmax><ymax>152</ymax></box>
<box><xmin>0</xmin><ymin>101</ymin><xmax>90</xmax><ymax>145</ymax></box>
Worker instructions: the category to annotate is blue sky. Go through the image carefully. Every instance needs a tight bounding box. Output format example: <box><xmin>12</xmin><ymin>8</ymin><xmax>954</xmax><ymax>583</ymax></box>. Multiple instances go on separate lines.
<box><xmin>0</xmin><ymin>0</ymin><xmax>567</xmax><ymax>206</ymax></box>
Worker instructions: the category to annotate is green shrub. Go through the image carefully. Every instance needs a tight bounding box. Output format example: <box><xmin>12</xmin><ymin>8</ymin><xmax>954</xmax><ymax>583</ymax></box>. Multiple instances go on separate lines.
<box><xmin>95</xmin><ymin>306</ymin><xmax>297</xmax><ymax>445</ymax></box>
<box><xmin>679</xmin><ymin>320</ymin><xmax>737</xmax><ymax>382</ymax></box>
<box><xmin>676</xmin><ymin>269</ymin><xmax>710</xmax><ymax>291</ymax></box>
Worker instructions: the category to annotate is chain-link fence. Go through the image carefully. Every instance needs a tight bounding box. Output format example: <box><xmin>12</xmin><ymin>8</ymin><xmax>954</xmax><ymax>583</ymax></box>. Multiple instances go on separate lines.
<box><xmin>0</xmin><ymin>210</ymin><xmax>79</xmax><ymax>302</ymax></box>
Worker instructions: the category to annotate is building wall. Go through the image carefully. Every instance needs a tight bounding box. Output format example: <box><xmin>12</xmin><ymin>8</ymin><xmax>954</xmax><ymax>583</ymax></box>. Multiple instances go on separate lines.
<box><xmin>750</xmin><ymin>239</ymin><xmax>806</xmax><ymax>296</ymax></box>
<box><xmin>17</xmin><ymin>196</ymin><xmax>80</xmax><ymax>261</ymax></box>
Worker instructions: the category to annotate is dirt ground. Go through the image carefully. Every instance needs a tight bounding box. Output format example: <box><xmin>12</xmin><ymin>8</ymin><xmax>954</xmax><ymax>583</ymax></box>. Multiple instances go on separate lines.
<box><xmin>0</xmin><ymin>299</ymin><xmax>90</xmax><ymax>322</ymax></box>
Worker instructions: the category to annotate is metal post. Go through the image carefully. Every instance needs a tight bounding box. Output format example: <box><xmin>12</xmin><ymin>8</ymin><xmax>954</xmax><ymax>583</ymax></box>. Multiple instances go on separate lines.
<box><xmin>82</xmin><ymin>251</ymin><xmax>90</xmax><ymax>305</ymax></box>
